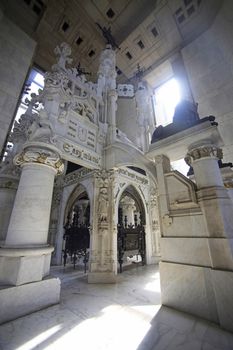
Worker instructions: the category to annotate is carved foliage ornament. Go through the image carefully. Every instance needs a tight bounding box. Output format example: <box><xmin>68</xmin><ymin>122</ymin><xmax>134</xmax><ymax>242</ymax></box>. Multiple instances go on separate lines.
<box><xmin>14</xmin><ymin>148</ymin><xmax>64</xmax><ymax>175</ymax></box>
<box><xmin>185</xmin><ymin>146</ymin><xmax>223</xmax><ymax>166</ymax></box>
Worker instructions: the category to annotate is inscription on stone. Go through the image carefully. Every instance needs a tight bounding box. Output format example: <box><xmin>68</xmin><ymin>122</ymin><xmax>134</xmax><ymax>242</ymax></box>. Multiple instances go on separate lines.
<box><xmin>66</xmin><ymin>118</ymin><xmax>97</xmax><ymax>151</ymax></box>
<box><xmin>63</xmin><ymin>142</ymin><xmax>101</xmax><ymax>166</ymax></box>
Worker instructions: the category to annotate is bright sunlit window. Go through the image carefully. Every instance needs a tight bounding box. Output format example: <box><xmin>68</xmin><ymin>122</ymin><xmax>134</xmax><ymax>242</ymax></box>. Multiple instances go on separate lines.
<box><xmin>171</xmin><ymin>158</ymin><xmax>189</xmax><ymax>176</ymax></box>
<box><xmin>153</xmin><ymin>78</ymin><xmax>181</xmax><ymax>126</ymax></box>
<box><xmin>3</xmin><ymin>68</ymin><xmax>44</xmax><ymax>160</ymax></box>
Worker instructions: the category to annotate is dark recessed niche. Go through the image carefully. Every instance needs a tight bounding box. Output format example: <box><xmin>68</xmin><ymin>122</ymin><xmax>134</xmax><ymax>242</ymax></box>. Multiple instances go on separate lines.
<box><xmin>126</xmin><ymin>51</ymin><xmax>132</xmax><ymax>60</ymax></box>
<box><xmin>187</xmin><ymin>5</ymin><xmax>195</xmax><ymax>16</ymax></box>
<box><xmin>137</xmin><ymin>40</ymin><xmax>145</xmax><ymax>49</ymax></box>
<box><xmin>36</xmin><ymin>0</ymin><xmax>44</xmax><ymax>6</ymax></box>
<box><xmin>62</xmin><ymin>21</ymin><xmax>70</xmax><ymax>32</ymax></box>
<box><xmin>66</xmin><ymin>162</ymin><xmax>83</xmax><ymax>175</ymax></box>
<box><xmin>116</xmin><ymin>66</ymin><xmax>122</xmax><ymax>75</ymax></box>
<box><xmin>127</xmin><ymin>166</ymin><xmax>146</xmax><ymax>176</ymax></box>
<box><xmin>177</xmin><ymin>14</ymin><xmax>185</xmax><ymax>24</ymax></box>
<box><xmin>184</xmin><ymin>0</ymin><xmax>192</xmax><ymax>6</ymax></box>
<box><xmin>88</xmin><ymin>50</ymin><xmax>95</xmax><ymax>57</ymax></box>
<box><xmin>24</xmin><ymin>0</ymin><xmax>31</xmax><ymax>5</ymax></box>
<box><xmin>151</xmin><ymin>26</ymin><xmax>158</xmax><ymax>38</ymax></box>
<box><xmin>76</xmin><ymin>37</ymin><xmax>83</xmax><ymax>45</ymax></box>
<box><xmin>175</xmin><ymin>7</ymin><xmax>182</xmax><ymax>15</ymax></box>
<box><xmin>197</xmin><ymin>0</ymin><xmax>202</xmax><ymax>6</ymax></box>
<box><xmin>33</xmin><ymin>4</ymin><xmax>41</xmax><ymax>15</ymax></box>
<box><xmin>106</xmin><ymin>8</ymin><xmax>115</xmax><ymax>18</ymax></box>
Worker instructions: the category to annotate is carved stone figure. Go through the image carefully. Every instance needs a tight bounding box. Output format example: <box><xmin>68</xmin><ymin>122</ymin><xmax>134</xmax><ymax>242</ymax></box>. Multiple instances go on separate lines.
<box><xmin>97</xmin><ymin>45</ymin><xmax>117</xmax><ymax>94</ymax></box>
<box><xmin>98</xmin><ymin>187</ymin><xmax>109</xmax><ymax>222</ymax></box>
<box><xmin>27</xmin><ymin>109</ymin><xmax>54</xmax><ymax>143</ymax></box>
<box><xmin>52</xmin><ymin>42</ymin><xmax>73</xmax><ymax>71</ymax></box>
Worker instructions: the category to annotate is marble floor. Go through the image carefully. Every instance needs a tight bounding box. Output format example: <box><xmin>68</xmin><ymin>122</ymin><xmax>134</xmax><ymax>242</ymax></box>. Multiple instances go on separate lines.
<box><xmin>0</xmin><ymin>264</ymin><xmax>233</xmax><ymax>350</ymax></box>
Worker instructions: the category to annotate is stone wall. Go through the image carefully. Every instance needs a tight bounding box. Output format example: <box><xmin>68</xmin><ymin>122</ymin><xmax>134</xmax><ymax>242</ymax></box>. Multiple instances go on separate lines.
<box><xmin>182</xmin><ymin>0</ymin><xmax>233</xmax><ymax>163</ymax></box>
<box><xmin>0</xmin><ymin>8</ymin><xmax>36</xmax><ymax>154</ymax></box>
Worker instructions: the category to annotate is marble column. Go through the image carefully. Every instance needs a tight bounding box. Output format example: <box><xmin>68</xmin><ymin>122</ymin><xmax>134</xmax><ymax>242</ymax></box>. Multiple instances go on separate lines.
<box><xmin>0</xmin><ymin>175</ymin><xmax>19</xmax><ymax>245</ymax></box>
<box><xmin>107</xmin><ymin>89</ymin><xmax>118</xmax><ymax>143</ymax></box>
<box><xmin>0</xmin><ymin>141</ymin><xmax>64</xmax><ymax>324</ymax></box>
<box><xmin>185</xmin><ymin>142</ymin><xmax>233</xmax><ymax>241</ymax></box>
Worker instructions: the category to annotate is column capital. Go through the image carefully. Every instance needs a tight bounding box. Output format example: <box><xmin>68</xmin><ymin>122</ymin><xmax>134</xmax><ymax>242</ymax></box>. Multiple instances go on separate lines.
<box><xmin>108</xmin><ymin>89</ymin><xmax>118</xmax><ymax>99</ymax></box>
<box><xmin>154</xmin><ymin>155</ymin><xmax>171</xmax><ymax>173</ymax></box>
<box><xmin>185</xmin><ymin>145</ymin><xmax>223</xmax><ymax>166</ymax></box>
<box><xmin>14</xmin><ymin>142</ymin><xmax>64</xmax><ymax>175</ymax></box>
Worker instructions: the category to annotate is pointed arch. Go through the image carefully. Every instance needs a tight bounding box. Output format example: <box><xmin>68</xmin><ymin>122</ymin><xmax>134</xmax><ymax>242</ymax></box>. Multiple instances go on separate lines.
<box><xmin>64</xmin><ymin>183</ymin><xmax>90</xmax><ymax>226</ymax></box>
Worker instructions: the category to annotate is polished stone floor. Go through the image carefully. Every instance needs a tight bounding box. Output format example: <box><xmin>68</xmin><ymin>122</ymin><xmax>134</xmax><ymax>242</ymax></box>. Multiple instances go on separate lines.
<box><xmin>0</xmin><ymin>264</ymin><xmax>233</xmax><ymax>350</ymax></box>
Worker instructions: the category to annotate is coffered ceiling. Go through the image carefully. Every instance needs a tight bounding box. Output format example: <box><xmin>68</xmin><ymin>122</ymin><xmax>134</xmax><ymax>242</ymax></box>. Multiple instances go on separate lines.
<box><xmin>0</xmin><ymin>0</ymin><xmax>222</xmax><ymax>87</ymax></box>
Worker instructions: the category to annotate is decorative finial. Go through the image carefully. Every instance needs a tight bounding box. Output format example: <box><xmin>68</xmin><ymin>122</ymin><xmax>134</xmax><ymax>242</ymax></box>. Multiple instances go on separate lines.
<box><xmin>96</xmin><ymin>23</ymin><xmax>120</xmax><ymax>50</ymax></box>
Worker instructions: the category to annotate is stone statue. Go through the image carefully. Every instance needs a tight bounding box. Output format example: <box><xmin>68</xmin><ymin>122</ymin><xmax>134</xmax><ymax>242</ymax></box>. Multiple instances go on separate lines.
<box><xmin>27</xmin><ymin>109</ymin><xmax>54</xmax><ymax>143</ymax></box>
<box><xmin>52</xmin><ymin>42</ymin><xmax>73</xmax><ymax>71</ymax></box>
<box><xmin>173</xmin><ymin>99</ymin><xmax>199</xmax><ymax>126</ymax></box>
<box><xmin>96</xmin><ymin>23</ymin><xmax>119</xmax><ymax>50</ymax></box>
<box><xmin>98</xmin><ymin>187</ymin><xmax>109</xmax><ymax>222</ymax></box>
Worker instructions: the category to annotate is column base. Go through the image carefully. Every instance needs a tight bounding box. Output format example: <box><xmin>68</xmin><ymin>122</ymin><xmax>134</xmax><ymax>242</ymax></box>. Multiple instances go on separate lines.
<box><xmin>148</xmin><ymin>254</ymin><xmax>161</xmax><ymax>265</ymax></box>
<box><xmin>0</xmin><ymin>246</ymin><xmax>54</xmax><ymax>286</ymax></box>
<box><xmin>88</xmin><ymin>272</ymin><xmax>117</xmax><ymax>283</ymax></box>
<box><xmin>160</xmin><ymin>261</ymin><xmax>233</xmax><ymax>332</ymax></box>
<box><xmin>0</xmin><ymin>277</ymin><xmax>60</xmax><ymax>324</ymax></box>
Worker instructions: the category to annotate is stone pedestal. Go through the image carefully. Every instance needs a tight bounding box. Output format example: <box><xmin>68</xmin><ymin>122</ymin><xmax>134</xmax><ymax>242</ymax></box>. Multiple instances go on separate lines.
<box><xmin>0</xmin><ymin>175</ymin><xmax>19</xmax><ymax>244</ymax></box>
<box><xmin>149</xmin><ymin>121</ymin><xmax>233</xmax><ymax>332</ymax></box>
<box><xmin>0</xmin><ymin>142</ymin><xmax>64</xmax><ymax>323</ymax></box>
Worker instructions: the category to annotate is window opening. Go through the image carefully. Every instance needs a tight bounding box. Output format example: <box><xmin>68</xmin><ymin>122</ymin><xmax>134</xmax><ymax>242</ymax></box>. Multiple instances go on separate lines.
<box><xmin>151</xmin><ymin>27</ymin><xmax>158</xmax><ymax>38</ymax></box>
<box><xmin>177</xmin><ymin>14</ymin><xmax>185</xmax><ymax>24</ymax></box>
<box><xmin>76</xmin><ymin>37</ymin><xmax>83</xmax><ymax>45</ymax></box>
<box><xmin>171</xmin><ymin>159</ymin><xmax>189</xmax><ymax>176</ymax></box>
<box><xmin>153</xmin><ymin>78</ymin><xmax>181</xmax><ymax>126</ymax></box>
<box><xmin>88</xmin><ymin>50</ymin><xmax>95</xmax><ymax>58</ymax></box>
<box><xmin>106</xmin><ymin>8</ymin><xmax>115</xmax><ymax>18</ymax></box>
<box><xmin>17</xmin><ymin>68</ymin><xmax>44</xmax><ymax>121</ymax></box>
<box><xmin>137</xmin><ymin>40</ymin><xmax>145</xmax><ymax>49</ymax></box>
<box><xmin>187</xmin><ymin>5</ymin><xmax>195</xmax><ymax>16</ymax></box>
<box><xmin>126</xmin><ymin>51</ymin><xmax>132</xmax><ymax>60</ymax></box>
<box><xmin>116</xmin><ymin>66</ymin><xmax>122</xmax><ymax>75</ymax></box>
<box><xmin>184</xmin><ymin>0</ymin><xmax>192</xmax><ymax>6</ymax></box>
<box><xmin>3</xmin><ymin>68</ymin><xmax>45</xmax><ymax>160</ymax></box>
<box><xmin>62</xmin><ymin>22</ymin><xmax>70</xmax><ymax>32</ymax></box>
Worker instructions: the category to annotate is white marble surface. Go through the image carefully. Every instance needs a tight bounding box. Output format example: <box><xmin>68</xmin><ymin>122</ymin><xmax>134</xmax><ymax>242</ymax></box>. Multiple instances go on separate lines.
<box><xmin>6</xmin><ymin>164</ymin><xmax>55</xmax><ymax>246</ymax></box>
<box><xmin>0</xmin><ymin>264</ymin><xmax>232</xmax><ymax>350</ymax></box>
<box><xmin>0</xmin><ymin>277</ymin><xmax>60</xmax><ymax>324</ymax></box>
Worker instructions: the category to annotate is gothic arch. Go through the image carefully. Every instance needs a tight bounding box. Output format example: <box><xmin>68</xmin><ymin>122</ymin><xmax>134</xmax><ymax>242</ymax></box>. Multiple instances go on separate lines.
<box><xmin>105</xmin><ymin>142</ymin><xmax>157</xmax><ymax>184</ymax></box>
<box><xmin>115</xmin><ymin>182</ymin><xmax>147</xmax><ymax>219</ymax></box>
<box><xmin>64</xmin><ymin>183</ymin><xmax>90</xmax><ymax>226</ymax></box>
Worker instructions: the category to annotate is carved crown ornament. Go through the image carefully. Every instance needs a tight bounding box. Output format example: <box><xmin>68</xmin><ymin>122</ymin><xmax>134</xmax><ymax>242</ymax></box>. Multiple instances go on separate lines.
<box><xmin>185</xmin><ymin>145</ymin><xmax>223</xmax><ymax>166</ymax></box>
<box><xmin>45</xmin><ymin>43</ymin><xmax>99</xmax><ymax>100</ymax></box>
<box><xmin>14</xmin><ymin>144</ymin><xmax>64</xmax><ymax>175</ymax></box>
